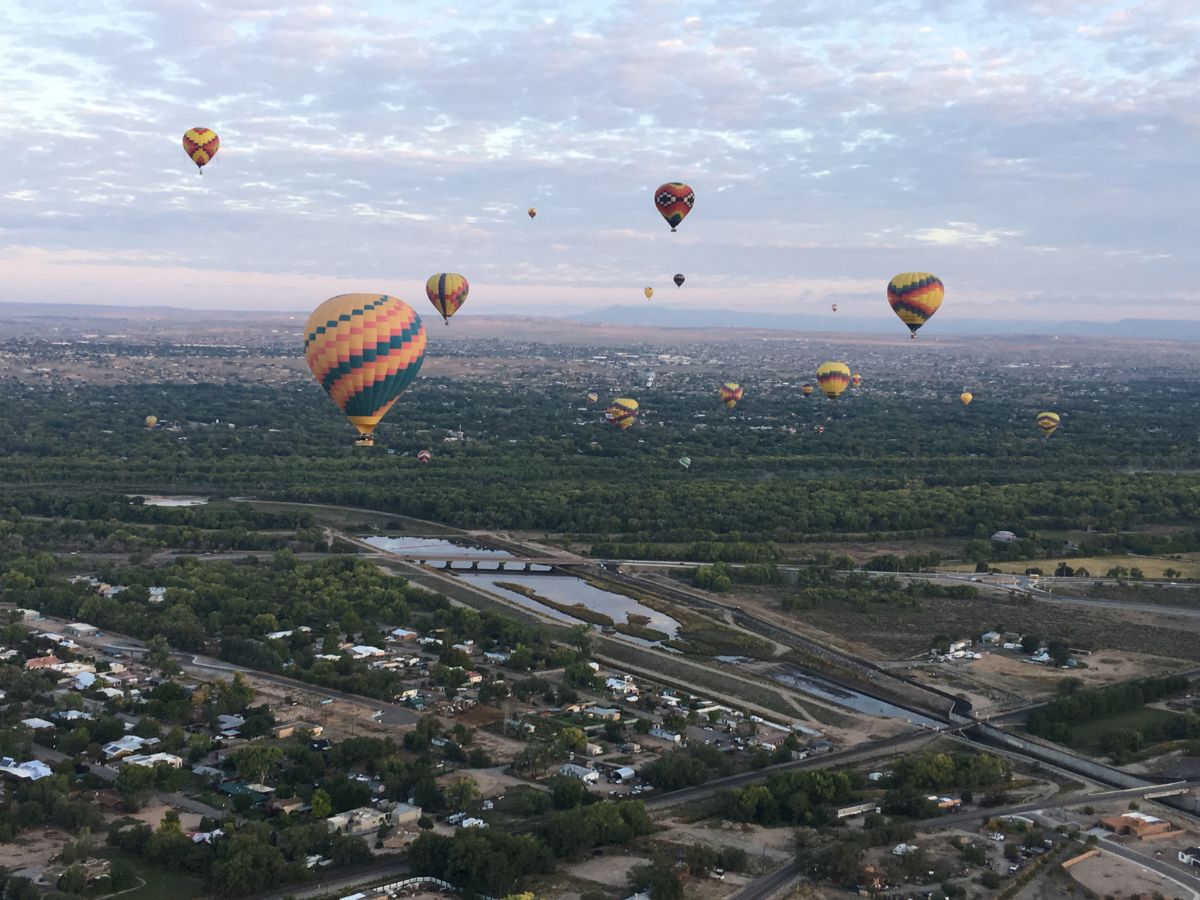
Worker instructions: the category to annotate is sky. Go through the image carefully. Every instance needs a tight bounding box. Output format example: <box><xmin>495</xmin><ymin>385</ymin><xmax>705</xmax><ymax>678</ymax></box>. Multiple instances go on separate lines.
<box><xmin>1</xmin><ymin>0</ymin><xmax>1198</xmax><ymax>324</ymax></box>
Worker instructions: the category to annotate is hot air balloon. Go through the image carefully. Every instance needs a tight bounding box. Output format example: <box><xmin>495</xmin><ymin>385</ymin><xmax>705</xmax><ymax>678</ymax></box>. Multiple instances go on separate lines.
<box><xmin>303</xmin><ymin>294</ymin><xmax>426</xmax><ymax>447</ymax></box>
<box><xmin>816</xmin><ymin>361</ymin><xmax>851</xmax><ymax>399</ymax></box>
<box><xmin>673</xmin><ymin>274</ymin><xmax>686</xmax><ymax>288</ymax></box>
<box><xmin>605</xmin><ymin>398</ymin><xmax>639</xmax><ymax>431</ymax></box>
<box><xmin>960</xmin><ymin>392</ymin><xmax>974</xmax><ymax>406</ymax></box>
<box><xmin>801</xmin><ymin>384</ymin><xmax>814</xmax><ymax>397</ymax></box>
<box><xmin>1036</xmin><ymin>411</ymin><xmax>1060</xmax><ymax>437</ymax></box>
<box><xmin>145</xmin><ymin>415</ymin><xmax>157</xmax><ymax>429</ymax></box>
<box><xmin>425</xmin><ymin>273</ymin><xmax>469</xmax><ymax>325</ymax></box>
<box><xmin>851</xmin><ymin>374</ymin><xmax>863</xmax><ymax>389</ymax></box>
<box><xmin>417</xmin><ymin>449</ymin><xmax>432</xmax><ymax>464</ymax></box>
<box><xmin>528</xmin><ymin>208</ymin><xmax>537</xmax><ymax>219</ymax></box>
<box><xmin>719</xmin><ymin>383</ymin><xmax>744</xmax><ymax>409</ymax></box>
<box><xmin>182</xmin><ymin>127</ymin><xmax>219</xmax><ymax>173</ymax></box>
<box><xmin>831</xmin><ymin>303</ymin><xmax>838</xmax><ymax>312</ymax></box>
<box><xmin>815</xmin><ymin>425</ymin><xmax>825</xmax><ymax>435</ymax></box>
<box><xmin>654</xmin><ymin>182</ymin><xmax>694</xmax><ymax>231</ymax></box>
<box><xmin>887</xmin><ymin>273</ymin><xmax>944</xmax><ymax>338</ymax></box>
<box><xmin>644</xmin><ymin>287</ymin><xmax>654</xmax><ymax>300</ymax></box>
<box><xmin>678</xmin><ymin>456</ymin><xmax>691</xmax><ymax>469</ymax></box>
<box><xmin>586</xmin><ymin>392</ymin><xmax>599</xmax><ymax>405</ymax></box>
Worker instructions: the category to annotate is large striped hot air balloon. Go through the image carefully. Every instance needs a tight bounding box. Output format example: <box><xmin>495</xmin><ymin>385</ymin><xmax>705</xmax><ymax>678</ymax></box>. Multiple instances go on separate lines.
<box><xmin>182</xmin><ymin>127</ymin><xmax>219</xmax><ymax>173</ymax></box>
<box><xmin>425</xmin><ymin>273</ymin><xmax>469</xmax><ymax>325</ymax></box>
<box><xmin>586</xmin><ymin>392</ymin><xmax>599</xmax><ymax>404</ymax></box>
<box><xmin>605</xmin><ymin>398</ymin><xmax>639</xmax><ymax>431</ymax></box>
<box><xmin>887</xmin><ymin>273</ymin><xmax>944</xmax><ymax>338</ymax></box>
<box><xmin>960</xmin><ymin>392</ymin><xmax>973</xmax><ymax>406</ymax></box>
<box><xmin>654</xmin><ymin>182</ymin><xmax>694</xmax><ymax>231</ymax></box>
<box><xmin>719</xmin><ymin>383</ymin><xmax>744</xmax><ymax>409</ymax></box>
<box><xmin>1036</xmin><ymin>412</ymin><xmax>1060</xmax><ymax>437</ymax></box>
<box><xmin>801</xmin><ymin>384</ymin><xmax>814</xmax><ymax>397</ymax></box>
<box><xmin>417</xmin><ymin>449</ymin><xmax>432</xmax><ymax>464</ymax></box>
<box><xmin>816</xmin><ymin>361</ymin><xmax>852</xmax><ymax>399</ymax></box>
<box><xmin>303</xmin><ymin>294</ymin><xmax>426</xmax><ymax>446</ymax></box>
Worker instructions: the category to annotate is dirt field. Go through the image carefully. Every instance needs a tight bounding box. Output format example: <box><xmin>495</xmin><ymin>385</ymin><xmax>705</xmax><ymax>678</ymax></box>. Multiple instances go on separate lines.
<box><xmin>944</xmin><ymin>555</ymin><xmax>1200</xmax><ymax>579</ymax></box>
<box><xmin>130</xmin><ymin>801</ymin><xmax>203</xmax><ymax>831</ymax></box>
<box><xmin>1064</xmin><ymin>849</ymin><xmax>1198</xmax><ymax>899</ymax></box>
<box><xmin>0</xmin><ymin>828</ymin><xmax>74</xmax><ymax>881</ymax></box>
<box><xmin>566</xmin><ymin>853</ymin><xmax>652</xmax><ymax>887</ymax></box>
<box><xmin>905</xmin><ymin>648</ymin><xmax>1192</xmax><ymax>715</ymax></box>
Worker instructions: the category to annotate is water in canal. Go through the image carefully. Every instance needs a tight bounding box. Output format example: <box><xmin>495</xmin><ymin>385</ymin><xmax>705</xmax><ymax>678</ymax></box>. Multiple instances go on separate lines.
<box><xmin>770</xmin><ymin>665</ymin><xmax>943</xmax><ymax>728</ymax></box>
<box><xmin>134</xmin><ymin>495</ymin><xmax>210</xmax><ymax>507</ymax></box>
<box><xmin>455</xmin><ymin>572</ymin><xmax>681</xmax><ymax>640</ymax></box>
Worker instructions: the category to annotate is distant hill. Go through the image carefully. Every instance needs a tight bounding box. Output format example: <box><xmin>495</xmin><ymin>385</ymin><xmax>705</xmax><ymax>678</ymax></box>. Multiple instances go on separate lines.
<box><xmin>569</xmin><ymin>306</ymin><xmax>1200</xmax><ymax>340</ymax></box>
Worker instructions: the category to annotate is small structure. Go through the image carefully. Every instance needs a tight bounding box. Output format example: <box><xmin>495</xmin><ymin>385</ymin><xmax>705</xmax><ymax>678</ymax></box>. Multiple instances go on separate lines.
<box><xmin>1179</xmin><ymin>847</ymin><xmax>1200</xmax><ymax>867</ymax></box>
<box><xmin>991</xmin><ymin>531</ymin><xmax>1018</xmax><ymax>543</ymax></box>
<box><xmin>610</xmin><ymin>766</ymin><xmax>637</xmax><ymax>783</ymax></box>
<box><xmin>66</xmin><ymin>623</ymin><xmax>98</xmax><ymax>637</ymax></box>
<box><xmin>558</xmin><ymin>763</ymin><xmax>599</xmax><ymax>784</ymax></box>
<box><xmin>124</xmin><ymin>752</ymin><xmax>184</xmax><ymax>768</ymax></box>
<box><xmin>837</xmin><ymin>801</ymin><xmax>881</xmax><ymax>819</ymax></box>
<box><xmin>326</xmin><ymin>806</ymin><xmax>389</xmax><ymax>836</ymax></box>
<box><xmin>892</xmin><ymin>843</ymin><xmax>917</xmax><ymax>856</ymax></box>
<box><xmin>648</xmin><ymin>727</ymin><xmax>681</xmax><ymax>744</ymax></box>
<box><xmin>0</xmin><ymin>759</ymin><xmax>53</xmax><ymax>781</ymax></box>
<box><xmin>20</xmin><ymin>717</ymin><xmax>54</xmax><ymax>731</ymax></box>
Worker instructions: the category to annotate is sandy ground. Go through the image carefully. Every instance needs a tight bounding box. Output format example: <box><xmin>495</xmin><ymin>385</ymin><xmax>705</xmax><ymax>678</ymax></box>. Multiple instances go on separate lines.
<box><xmin>1</xmin><ymin>828</ymin><xmax>73</xmax><ymax>881</ymax></box>
<box><xmin>130</xmin><ymin>800</ymin><xmax>203</xmax><ymax>831</ymax></box>
<box><xmin>906</xmin><ymin>647</ymin><xmax>1191</xmax><ymax>716</ymax></box>
<box><xmin>655</xmin><ymin>816</ymin><xmax>797</xmax><ymax>868</ymax></box>
<box><xmin>566</xmin><ymin>853</ymin><xmax>651</xmax><ymax>887</ymax></box>
<box><xmin>436</xmin><ymin>765</ymin><xmax>549</xmax><ymax>799</ymax></box>
<box><xmin>1065</xmin><ymin>850</ymin><xmax>1199</xmax><ymax>899</ymax></box>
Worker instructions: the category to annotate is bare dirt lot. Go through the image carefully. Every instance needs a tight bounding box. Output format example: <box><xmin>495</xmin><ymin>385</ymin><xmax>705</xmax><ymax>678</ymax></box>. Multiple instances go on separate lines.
<box><xmin>1064</xmin><ymin>849</ymin><xmax>1197</xmax><ymax>899</ymax></box>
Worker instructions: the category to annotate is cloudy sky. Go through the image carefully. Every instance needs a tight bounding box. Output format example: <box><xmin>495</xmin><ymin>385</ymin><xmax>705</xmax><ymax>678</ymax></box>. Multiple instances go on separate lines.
<box><xmin>2</xmin><ymin>0</ymin><xmax>1198</xmax><ymax>323</ymax></box>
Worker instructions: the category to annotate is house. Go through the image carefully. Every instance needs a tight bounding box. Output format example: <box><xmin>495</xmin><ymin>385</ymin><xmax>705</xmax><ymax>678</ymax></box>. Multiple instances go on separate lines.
<box><xmin>0</xmin><ymin>759</ymin><xmax>53</xmax><ymax>781</ymax></box>
<box><xmin>1101</xmin><ymin>812</ymin><xmax>1172</xmax><ymax>839</ymax></box>
<box><xmin>186</xmin><ymin>829</ymin><xmax>225</xmax><ymax>844</ymax></box>
<box><xmin>268</xmin><ymin>797</ymin><xmax>307</xmax><ymax>816</ymax></box>
<box><xmin>389</xmin><ymin>628</ymin><xmax>417</xmax><ymax>642</ymax></box>
<box><xmin>1179</xmin><ymin>847</ymin><xmax>1200</xmax><ymax>867</ymax></box>
<box><xmin>217</xmin><ymin>713</ymin><xmax>245</xmax><ymax>733</ymax></box>
<box><xmin>892</xmin><ymin>843</ymin><xmax>917</xmax><ymax>856</ymax></box>
<box><xmin>648</xmin><ymin>727</ymin><xmax>681</xmax><ymax>744</ymax></box>
<box><xmin>101</xmin><ymin>585</ymin><xmax>128</xmax><ymax>599</ymax></box>
<box><xmin>388</xmin><ymin>802</ymin><xmax>422</xmax><ymax>828</ymax></box>
<box><xmin>148</xmin><ymin>587</ymin><xmax>167</xmax><ymax>603</ymax></box>
<box><xmin>605</xmin><ymin>676</ymin><xmax>633</xmax><ymax>693</ymax></box>
<box><xmin>20</xmin><ymin>717</ymin><xmax>55</xmax><ymax>731</ymax></box>
<box><xmin>584</xmin><ymin>706</ymin><xmax>622</xmax><ymax>721</ymax></box>
<box><xmin>483</xmin><ymin>651</ymin><xmax>510</xmax><ymax>664</ymax></box>
<box><xmin>465</xmin><ymin>671</ymin><xmax>483</xmax><ymax>684</ymax></box>
<box><xmin>25</xmin><ymin>655</ymin><xmax>63</xmax><ymax>671</ymax></box>
<box><xmin>451</xmin><ymin>641</ymin><xmax>477</xmax><ymax>655</ymax></box>
<box><xmin>349</xmin><ymin>645</ymin><xmax>385</xmax><ymax>659</ymax></box>
<box><xmin>583</xmin><ymin>742</ymin><xmax>604</xmax><ymax>757</ymax></box>
<box><xmin>65</xmin><ymin>623</ymin><xmax>98</xmax><ymax>637</ymax></box>
<box><xmin>558</xmin><ymin>764</ymin><xmax>599</xmax><ymax>784</ymax></box>
<box><xmin>992</xmin><ymin>531</ymin><xmax>1018</xmax><ymax>543</ymax></box>
<box><xmin>326</xmin><ymin>807</ymin><xmax>389</xmax><ymax>836</ymax></box>
<box><xmin>124</xmin><ymin>752</ymin><xmax>183</xmax><ymax>769</ymax></box>
<box><xmin>52</xmin><ymin>709</ymin><xmax>93</xmax><ymax>722</ymax></box>
<box><xmin>102</xmin><ymin>735</ymin><xmax>151</xmax><ymax>759</ymax></box>
<box><xmin>980</xmin><ymin>631</ymin><xmax>1003</xmax><ymax>644</ymax></box>
<box><xmin>72</xmin><ymin>672</ymin><xmax>97</xmax><ymax>690</ymax></box>
<box><xmin>272</xmin><ymin>721</ymin><xmax>321</xmax><ymax>740</ymax></box>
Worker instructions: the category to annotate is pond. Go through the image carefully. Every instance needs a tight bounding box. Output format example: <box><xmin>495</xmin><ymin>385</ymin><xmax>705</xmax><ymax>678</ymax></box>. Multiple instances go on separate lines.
<box><xmin>769</xmin><ymin>666</ymin><xmax>943</xmax><ymax>728</ymax></box>
<box><xmin>456</xmin><ymin>572</ymin><xmax>681</xmax><ymax>641</ymax></box>
<box><xmin>133</xmin><ymin>495</ymin><xmax>210</xmax><ymax>507</ymax></box>
<box><xmin>361</xmin><ymin>535</ymin><xmax>513</xmax><ymax>558</ymax></box>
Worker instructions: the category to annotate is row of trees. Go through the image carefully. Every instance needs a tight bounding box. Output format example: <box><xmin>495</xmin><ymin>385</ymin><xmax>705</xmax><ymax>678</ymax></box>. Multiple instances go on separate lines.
<box><xmin>1026</xmin><ymin>675</ymin><xmax>1192</xmax><ymax>742</ymax></box>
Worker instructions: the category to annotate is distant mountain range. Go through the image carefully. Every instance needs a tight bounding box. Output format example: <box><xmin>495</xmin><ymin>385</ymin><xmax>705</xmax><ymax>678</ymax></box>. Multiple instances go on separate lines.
<box><xmin>568</xmin><ymin>306</ymin><xmax>1200</xmax><ymax>340</ymax></box>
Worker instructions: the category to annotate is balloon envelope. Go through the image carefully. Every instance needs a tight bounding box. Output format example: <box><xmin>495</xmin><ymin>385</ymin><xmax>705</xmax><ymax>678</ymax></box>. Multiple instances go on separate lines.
<box><xmin>851</xmin><ymin>373</ymin><xmax>863</xmax><ymax>388</ymax></box>
<box><xmin>527</xmin><ymin>208</ymin><xmax>537</xmax><ymax>219</ymax></box>
<box><xmin>303</xmin><ymin>294</ymin><xmax>426</xmax><ymax>441</ymax></box>
<box><xmin>605</xmin><ymin>398</ymin><xmax>639</xmax><ymax>430</ymax></box>
<box><xmin>417</xmin><ymin>449</ymin><xmax>432</xmax><ymax>463</ymax></box>
<box><xmin>801</xmin><ymin>384</ymin><xmax>814</xmax><ymax>397</ymax></box>
<box><xmin>960</xmin><ymin>392</ymin><xmax>973</xmax><ymax>406</ymax></box>
<box><xmin>644</xmin><ymin>287</ymin><xmax>654</xmax><ymax>299</ymax></box>
<box><xmin>719</xmin><ymin>382</ymin><xmax>744</xmax><ymax>409</ymax></box>
<box><xmin>586</xmin><ymin>392</ymin><xmax>599</xmax><ymax>404</ymax></box>
<box><xmin>678</xmin><ymin>457</ymin><xmax>691</xmax><ymax>469</ymax></box>
<box><xmin>654</xmin><ymin>182</ymin><xmax>694</xmax><ymax>231</ymax></box>
<box><xmin>145</xmin><ymin>415</ymin><xmax>157</xmax><ymax>429</ymax></box>
<box><xmin>674</xmin><ymin>273</ymin><xmax>685</xmax><ymax>287</ymax></box>
<box><xmin>887</xmin><ymin>272</ymin><xmax>944</xmax><ymax>337</ymax></box>
<box><xmin>182</xmin><ymin>127</ymin><xmax>219</xmax><ymax>171</ymax></box>
<box><xmin>425</xmin><ymin>273</ymin><xmax>469</xmax><ymax>324</ymax></box>
<box><xmin>1036</xmin><ymin>411</ymin><xmax>1060</xmax><ymax>437</ymax></box>
<box><xmin>816</xmin><ymin>361</ymin><xmax>852</xmax><ymax>399</ymax></box>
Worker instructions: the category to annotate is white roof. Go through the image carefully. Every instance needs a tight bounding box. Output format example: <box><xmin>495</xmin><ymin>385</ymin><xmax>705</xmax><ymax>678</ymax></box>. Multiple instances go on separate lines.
<box><xmin>0</xmin><ymin>759</ymin><xmax>53</xmax><ymax>781</ymax></box>
<box><xmin>20</xmin><ymin>718</ymin><xmax>54</xmax><ymax>730</ymax></box>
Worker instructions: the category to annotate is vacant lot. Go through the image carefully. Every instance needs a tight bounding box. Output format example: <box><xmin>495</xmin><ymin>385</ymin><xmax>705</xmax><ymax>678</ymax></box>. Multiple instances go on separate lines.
<box><xmin>1064</xmin><ymin>849</ymin><xmax>1192</xmax><ymax>899</ymax></box>
<box><xmin>945</xmin><ymin>555</ymin><xmax>1200</xmax><ymax>579</ymax></box>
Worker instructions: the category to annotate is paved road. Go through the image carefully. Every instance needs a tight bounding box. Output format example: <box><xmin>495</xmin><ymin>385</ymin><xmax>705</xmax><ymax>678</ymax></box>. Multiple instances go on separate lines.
<box><xmin>247</xmin><ymin>858</ymin><xmax>411</xmax><ymax>900</ymax></box>
<box><xmin>727</xmin><ymin>861</ymin><xmax>801</xmax><ymax>900</ymax></box>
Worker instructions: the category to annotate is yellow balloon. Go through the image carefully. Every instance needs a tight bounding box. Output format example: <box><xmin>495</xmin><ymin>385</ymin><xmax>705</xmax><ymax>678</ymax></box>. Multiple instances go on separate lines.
<box><xmin>816</xmin><ymin>361</ymin><xmax>851</xmax><ymax>399</ymax></box>
<box><xmin>145</xmin><ymin>415</ymin><xmax>157</xmax><ymax>429</ymax></box>
<box><xmin>960</xmin><ymin>392</ymin><xmax>973</xmax><ymax>406</ymax></box>
<box><xmin>644</xmin><ymin>287</ymin><xmax>654</xmax><ymax>300</ymax></box>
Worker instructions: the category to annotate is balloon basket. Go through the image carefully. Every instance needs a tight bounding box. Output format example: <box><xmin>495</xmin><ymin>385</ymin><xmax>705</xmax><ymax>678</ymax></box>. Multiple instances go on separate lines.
<box><xmin>354</xmin><ymin>437</ymin><xmax>375</xmax><ymax>447</ymax></box>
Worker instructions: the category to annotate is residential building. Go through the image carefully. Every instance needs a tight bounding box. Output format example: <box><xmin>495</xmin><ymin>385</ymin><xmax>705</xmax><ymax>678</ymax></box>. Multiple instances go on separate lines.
<box><xmin>1179</xmin><ymin>847</ymin><xmax>1200</xmax><ymax>867</ymax></box>
<box><xmin>326</xmin><ymin>807</ymin><xmax>389</xmax><ymax>836</ymax></box>
<box><xmin>20</xmin><ymin>717</ymin><xmax>54</xmax><ymax>731</ymax></box>
<box><xmin>1100</xmin><ymin>813</ymin><xmax>1172</xmax><ymax>839</ymax></box>
<box><xmin>124</xmin><ymin>752</ymin><xmax>183</xmax><ymax>768</ymax></box>
<box><xmin>558</xmin><ymin>763</ymin><xmax>599</xmax><ymax>784</ymax></box>
<box><xmin>25</xmin><ymin>655</ymin><xmax>63</xmax><ymax>671</ymax></box>
<box><xmin>648</xmin><ymin>727</ymin><xmax>681</xmax><ymax>744</ymax></box>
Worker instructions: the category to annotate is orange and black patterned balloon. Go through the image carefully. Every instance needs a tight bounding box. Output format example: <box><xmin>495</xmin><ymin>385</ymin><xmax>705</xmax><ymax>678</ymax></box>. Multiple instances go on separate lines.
<box><xmin>417</xmin><ymin>449</ymin><xmax>432</xmax><ymax>463</ymax></box>
<box><xmin>182</xmin><ymin>127</ymin><xmax>219</xmax><ymax>173</ymax></box>
<box><xmin>801</xmin><ymin>384</ymin><xmax>814</xmax><ymax>397</ymax></box>
<box><xmin>303</xmin><ymin>294</ymin><xmax>426</xmax><ymax>445</ymax></box>
<box><xmin>605</xmin><ymin>398</ymin><xmax>639</xmax><ymax>431</ymax></box>
<box><xmin>719</xmin><ymin>383</ymin><xmax>744</xmax><ymax>409</ymax></box>
<box><xmin>425</xmin><ymin>273</ymin><xmax>469</xmax><ymax>324</ymax></box>
<box><xmin>654</xmin><ymin>182</ymin><xmax>694</xmax><ymax>231</ymax></box>
<box><xmin>887</xmin><ymin>272</ymin><xmax>944</xmax><ymax>338</ymax></box>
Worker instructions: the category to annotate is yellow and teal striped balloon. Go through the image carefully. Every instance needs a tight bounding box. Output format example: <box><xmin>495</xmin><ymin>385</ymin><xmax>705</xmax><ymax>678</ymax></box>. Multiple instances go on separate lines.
<box><xmin>303</xmin><ymin>294</ymin><xmax>426</xmax><ymax>445</ymax></box>
<box><xmin>425</xmin><ymin>273</ymin><xmax>470</xmax><ymax>324</ymax></box>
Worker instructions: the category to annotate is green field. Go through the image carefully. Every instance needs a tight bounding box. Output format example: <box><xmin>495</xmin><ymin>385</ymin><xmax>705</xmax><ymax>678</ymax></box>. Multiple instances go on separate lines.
<box><xmin>1067</xmin><ymin>706</ymin><xmax>1185</xmax><ymax>755</ymax></box>
<box><xmin>102</xmin><ymin>850</ymin><xmax>207</xmax><ymax>900</ymax></box>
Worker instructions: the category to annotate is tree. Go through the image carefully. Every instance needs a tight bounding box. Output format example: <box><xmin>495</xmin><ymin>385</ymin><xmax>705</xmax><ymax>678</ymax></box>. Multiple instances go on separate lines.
<box><xmin>232</xmin><ymin>743</ymin><xmax>283</xmax><ymax>783</ymax></box>
<box><xmin>114</xmin><ymin>762</ymin><xmax>156</xmax><ymax>810</ymax></box>
<box><xmin>445</xmin><ymin>777</ymin><xmax>481</xmax><ymax>811</ymax></box>
<box><xmin>1020</xmin><ymin>633</ymin><xmax>1040</xmax><ymax>654</ymax></box>
<box><xmin>146</xmin><ymin>635</ymin><xmax>180</xmax><ymax>676</ymax></box>
<box><xmin>629</xmin><ymin>858</ymin><xmax>683</xmax><ymax>900</ymax></box>
<box><xmin>57</xmin><ymin>865</ymin><xmax>88</xmax><ymax>894</ymax></box>
<box><xmin>311</xmin><ymin>788</ymin><xmax>333</xmax><ymax>819</ymax></box>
